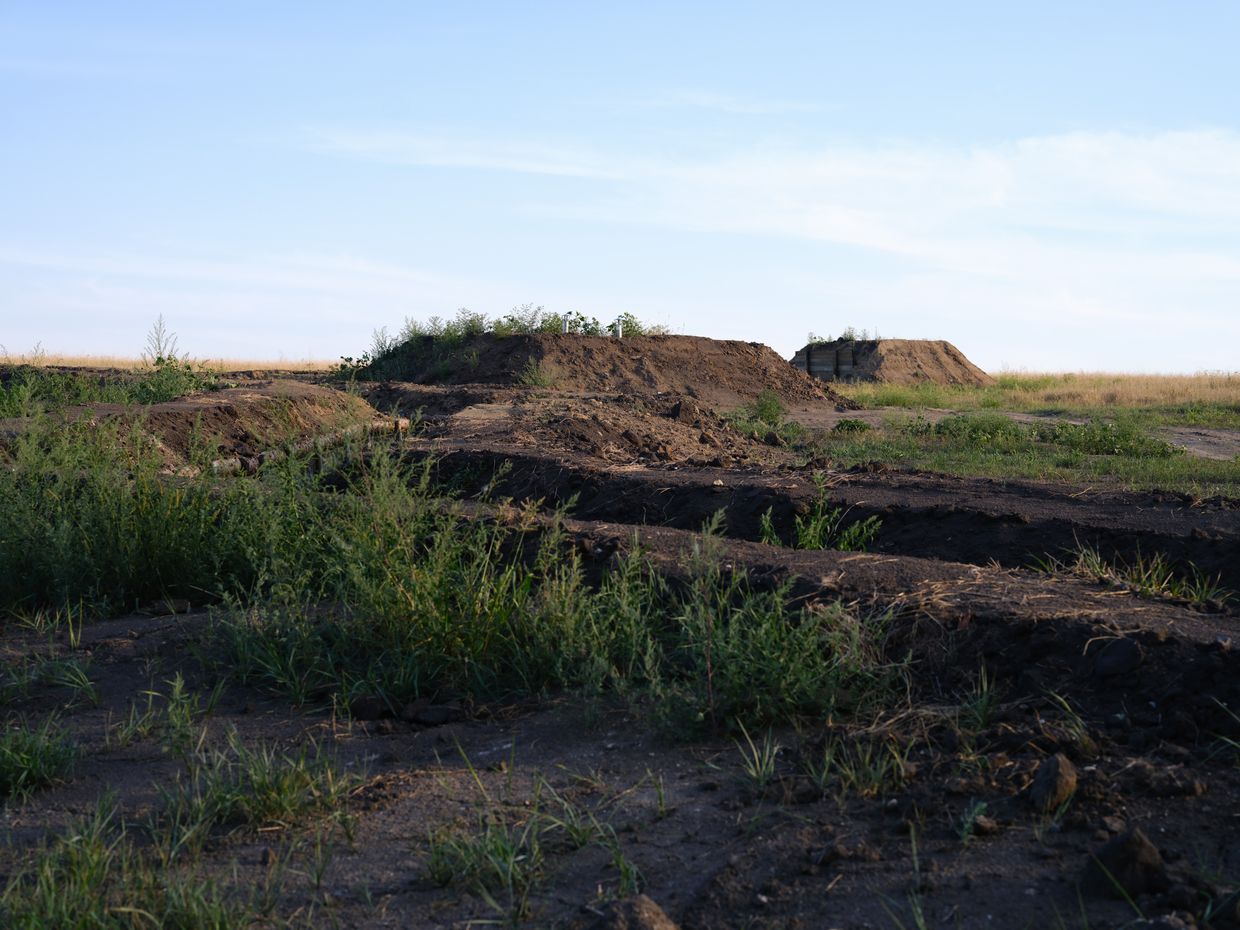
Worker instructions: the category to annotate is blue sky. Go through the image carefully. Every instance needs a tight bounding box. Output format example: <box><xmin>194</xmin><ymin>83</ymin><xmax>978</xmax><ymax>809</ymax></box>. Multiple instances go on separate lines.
<box><xmin>3</xmin><ymin>2</ymin><xmax>1239</xmax><ymax>371</ymax></box>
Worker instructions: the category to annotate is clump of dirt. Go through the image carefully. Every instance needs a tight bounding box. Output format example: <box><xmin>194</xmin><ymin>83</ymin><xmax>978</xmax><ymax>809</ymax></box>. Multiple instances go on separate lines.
<box><xmin>792</xmin><ymin>338</ymin><xmax>994</xmax><ymax>386</ymax></box>
<box><xmin>366</xmin><ymin>383</ymin><xmax>791</xmax><ymax>469</ymax></box>
<box><xmin>363</xmin><ymin>333</ymin><xmax>855</xmax><ymax>408</ymax></box>
<box><xmin>528</xmin><ymin>393</ymin><xmax>785</xmax><ymax>467</ymax></box>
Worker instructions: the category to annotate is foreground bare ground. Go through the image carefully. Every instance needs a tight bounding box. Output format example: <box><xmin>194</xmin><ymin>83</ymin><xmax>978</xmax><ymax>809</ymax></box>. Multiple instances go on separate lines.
<box><xmin>3</xmin><ymin>367</ymin><xmax>1239</xmax><ymax>929</ymax></box>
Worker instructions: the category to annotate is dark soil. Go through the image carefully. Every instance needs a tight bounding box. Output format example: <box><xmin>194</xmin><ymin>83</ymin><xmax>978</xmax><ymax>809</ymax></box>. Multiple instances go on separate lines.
<box><xmin>3</xmin><ymin>345</ymin><xmax>1239</xmax><ymax>929</ymax></box>
<box><xmin>361</xmin><ymin>333</ymin><xmax>858</xmax><ymax>408</ymax></box>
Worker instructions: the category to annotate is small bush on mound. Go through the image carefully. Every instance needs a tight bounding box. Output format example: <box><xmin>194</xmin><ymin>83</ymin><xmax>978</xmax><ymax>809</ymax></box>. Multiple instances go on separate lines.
<box><xmin>517</xmin><ymin>358</ymin><xmax>557</xmax><ymax>388</ymax></box>
<box><xmin>726</xmin><ymin>390</ymin><xmax>805</xmax><ymax>445</ymax></box>
<box><xmin>345</xmin><ymin>306</ymin><xmax>671</xmax><ymax>380</ymax></box>
<box><xmin>758</xmin><ymin>474</ymin><xmax>882</xmax><ymax>552</ymax></box>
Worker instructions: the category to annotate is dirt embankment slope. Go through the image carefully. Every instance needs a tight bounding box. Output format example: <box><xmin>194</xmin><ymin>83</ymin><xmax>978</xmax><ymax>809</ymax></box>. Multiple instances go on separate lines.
<box><xmin>869</xmin><ymin>339</ymin><xmax>993</xmax><ymax>385</ymax></box>
<box><xmin>366</xmin><ymin>333</ymin><xmax>856</xmax><ymax>408</ymax></box>
<box><xmin>1</xmin><ymin>381</ymin><xmax>385</xmax><ymax>469</ymax></box>
<box><xmin>794</xmin><ymin>338</ymin><xmax>994</xmax><ymax>386</ymax></box>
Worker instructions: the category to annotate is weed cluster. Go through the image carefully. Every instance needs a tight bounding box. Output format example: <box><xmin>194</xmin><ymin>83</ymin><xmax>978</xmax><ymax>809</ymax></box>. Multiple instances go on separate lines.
<box><xmin>726</xmin><ymin>389</ymin><xmax>805</xmax><ymax>445</ymax></box>
<box><xmin>344</xmin><ymin>307</ymin><xmax>669</xmax><ymax>380</ymax></box>
<box><xmin>0</xmin><ymin>798</ymin><xmax>253</xmax><ymax>928</ymax></box>
<box><xmin>0</xmin><ymin>317</ymin><xmax>217</xmax><ymax>417</ymax></box>
<box><xmin>0</xmin><ymin>716</ymin><xmax>78</xmax><ymax>800</ymax></box>
<box><xmin>156</xmin><ymin>729</ymin><xmax>352</xmax><ymax>861</ymax></box>
<box><xmin>0</xmin><ymin>363</ymin><xmax>215</xmax><ymax>418</ymax></box>
<box><xmin>1</xmin><ymin>421</ymin><xmax>900</xmax><ymax>734</ymax></box>
<box><xmin>425</xmin><ymin>760</ymin><xmax>639</xmax><ymax>922</ymax></box>
<box><xmin>1039</xmin><ymin>544</ymin><xmax>1231</xmax><ymax>607</ymax></box>
<box><xmin>759</xmin><ymin>474</ymin><xmax>881</xmax><ymax>552</ymax></box>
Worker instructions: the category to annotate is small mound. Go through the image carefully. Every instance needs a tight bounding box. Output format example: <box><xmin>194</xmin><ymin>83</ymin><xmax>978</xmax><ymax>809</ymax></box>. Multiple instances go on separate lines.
<box><xmin>531</xmin><ymin>393</ymin><xmax>783</xmax><ymax>467</ymax></box>
<box><xmin>132</xmin><ymin>381</ymin><xmax>385</xmax><ymax>465</ymax></box>
<box><xmin>2</xmin><ymin>381</ymin><xmax>385</xmax><ymax>470</ymax></box>
<box><xmin>364</xmin><ymin>333</ymin><xmax>854</xmax><ymax>408</ymax></box>
<box><xmin>791</xmin><ymin>339</ymin><xmax>993</xmax><ymax>386</ymax></box>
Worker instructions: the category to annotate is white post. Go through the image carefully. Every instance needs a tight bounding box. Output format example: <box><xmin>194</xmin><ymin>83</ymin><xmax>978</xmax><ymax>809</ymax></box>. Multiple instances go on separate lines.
<box><xmin>616</xmin><ymin>319</ymin><xmax>623</xmax><ymax>339</ymax></box>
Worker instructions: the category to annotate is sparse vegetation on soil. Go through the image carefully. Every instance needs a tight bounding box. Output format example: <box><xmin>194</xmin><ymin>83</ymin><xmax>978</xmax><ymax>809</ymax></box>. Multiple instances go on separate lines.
<box><xmin>1</xmin><ymin>328</ymin><xmax>1238</xmax><ymax>929</ymax></box>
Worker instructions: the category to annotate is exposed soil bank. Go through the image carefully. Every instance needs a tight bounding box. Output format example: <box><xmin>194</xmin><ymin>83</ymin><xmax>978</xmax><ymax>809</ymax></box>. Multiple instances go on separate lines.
<box><xmin>411</xmin><ymin>444</ymin><xmax>1240</xmax><ymax>593</ymax></box>
<box><xmin>362</xmin><ymin>333</ymin><xmax>857</xmax><ymax>408</ymax></box>
<box><xmin>791</xmin><ymin>338</ymin><xmax>994</xmax><ymax>386</ymax></box>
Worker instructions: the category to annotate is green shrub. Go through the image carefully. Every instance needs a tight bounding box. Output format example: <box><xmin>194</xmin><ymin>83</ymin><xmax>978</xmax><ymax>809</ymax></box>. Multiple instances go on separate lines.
<box><xmin>831</xmin><ymin>418</ymin><xmax>872</xmax><ymax>434</ymax></box>
<box><xmin>1034</xmin><ymin>420</ymin><xmax>1181</xmax><ymax>458</ymax></box>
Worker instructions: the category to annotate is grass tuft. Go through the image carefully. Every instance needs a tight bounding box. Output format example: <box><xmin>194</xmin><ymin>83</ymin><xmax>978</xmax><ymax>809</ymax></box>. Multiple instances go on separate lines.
<box><xmin>0</xmin><ymin>715</ymin><xmax>78</xmax><ymax>800</ymax></box>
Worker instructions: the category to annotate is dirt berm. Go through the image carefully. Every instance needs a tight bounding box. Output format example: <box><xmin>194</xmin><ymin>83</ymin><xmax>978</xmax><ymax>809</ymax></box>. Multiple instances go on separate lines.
<box><xmin>364</xmin><ymin>333</ymin><xmax>855</xmax><ymax>408</ymax></box>
<box><xmin>792</xmin><ymin>337</ymin><xmax>994</xmax><ymax>386</ymax></box>
<box><xmin>0</xmin><ymin>381</ymin><xmax>386</xmax><ymax>470</ymax></box>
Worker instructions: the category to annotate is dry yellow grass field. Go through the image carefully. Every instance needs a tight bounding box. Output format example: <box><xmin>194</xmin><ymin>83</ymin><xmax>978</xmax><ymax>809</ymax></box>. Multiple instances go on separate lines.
<box><xmin>1</xmin><ymin>353</ymin><xmax>337</xmax><ymax>372</ymax></box>
<box><xmin>996</xmin><ymin>371</ymin><xmax>1240</xmax><ymax>408</ymax></box>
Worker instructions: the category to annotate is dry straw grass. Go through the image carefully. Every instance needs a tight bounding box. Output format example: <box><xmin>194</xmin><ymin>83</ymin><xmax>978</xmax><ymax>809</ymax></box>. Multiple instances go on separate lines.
<box><xmin>2</xmin><ymin>353</ymin><xmax>336</xmax><ymax>372</ymax></box>
<box><xmin>837</xmin><ymin>370</ymin><xmax>1240</xmax><ymax>417</ymax></box>
<box><xmin>1002</xmin><ymin>371</ymin><xmax>1240</xmax><ymax>409</ymax></box>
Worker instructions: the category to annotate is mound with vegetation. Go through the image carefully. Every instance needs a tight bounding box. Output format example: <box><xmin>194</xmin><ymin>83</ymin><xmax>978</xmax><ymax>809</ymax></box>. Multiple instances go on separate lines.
<box><xmin>353</xmin><ymin>308</ymin><xmax>853</xmax><ymax>408</ymax></box>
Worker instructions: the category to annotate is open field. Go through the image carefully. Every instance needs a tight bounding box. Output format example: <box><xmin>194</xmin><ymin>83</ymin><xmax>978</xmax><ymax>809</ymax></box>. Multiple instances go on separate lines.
<box><xmin>1</xmin><ymin>337</ymin><xmax>1238</xmax><ymax>929</ymax></box>
<box><xmin>835</xmin><ymin>371</ymin><xmax>1240</xmax><ymax>429</ymax></box>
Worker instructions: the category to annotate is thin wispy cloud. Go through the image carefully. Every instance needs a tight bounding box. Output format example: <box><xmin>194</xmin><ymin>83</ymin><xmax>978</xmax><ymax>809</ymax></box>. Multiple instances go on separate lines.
<box><xmin>311</xmin><ymin>125</ymin><xmax>1240</xmax><ymax>265</ymax></box>
<box><xmin>302</xmin><ymin>124</ymin><xmax>1240</xmax><ymax>363</ymax></box>
<box><xmin>633</xmin><ymin>88</ymin><xmax>821</xmax><ymax>115</ymax></box>
<box><xmin>306</xmin><ymin>129</ymin><xmax>628</xmax><ymax>180</ymax></box>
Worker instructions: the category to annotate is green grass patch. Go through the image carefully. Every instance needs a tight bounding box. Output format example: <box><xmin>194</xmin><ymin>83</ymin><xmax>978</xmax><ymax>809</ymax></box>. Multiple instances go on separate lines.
<box><xmin>0</xmin><ymin>716</ymin><xmax>78</xmax><ymax>800</ymax></box>
<box><xmin>0</xmin><ymin>797</ymin><xmax>253</xmax><ymax>929</ymax></box>
<box><xmin>812</xmin><ymin>413</ymin><xmax>1239</xmax><ymax>498</ymax></box>
<box><xmin>155</xmin><ymin>730</ymin><xmax>353</xmax><ymax>861</ymax></box>
<box><xmin>0</xmin><ymin>361</ymin><xmax>218</xmax><ymax>418</ymax></box>
<box><xmin>1</xmin><ymin>421</ymin><xmax>902</xmax><ymax>734</ymax></box>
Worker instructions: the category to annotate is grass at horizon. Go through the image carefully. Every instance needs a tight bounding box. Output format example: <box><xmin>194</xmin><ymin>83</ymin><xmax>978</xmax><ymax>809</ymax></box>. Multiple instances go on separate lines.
<box><xmin>833</xmin><ymin>371</ymin><xmax>1240</xmax><ymax>430</ymax></box>
<box><xmin>2</xmin><ymin>354</ymin><xmax>337</xmax><ymax>371</ymax></box>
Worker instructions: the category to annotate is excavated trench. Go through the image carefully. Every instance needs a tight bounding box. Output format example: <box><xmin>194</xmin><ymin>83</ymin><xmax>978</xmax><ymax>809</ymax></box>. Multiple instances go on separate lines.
<box><xmin>410</xmin><ymin>445</ymin><xmax>1240</xmax><ymax>595</ymax></box>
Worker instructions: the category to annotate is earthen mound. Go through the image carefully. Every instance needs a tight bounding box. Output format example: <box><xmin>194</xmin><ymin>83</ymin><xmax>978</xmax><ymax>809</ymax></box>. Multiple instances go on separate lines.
<box><xmin>364</xmin><ymin>333</ymin><xmax>854</xmax><ymax>408</ymax></box>
<box><xmin>791</xmin><ymin>339</ymin><xmax>993</xmax><ymax>386</ymax></box>
<box><xmin>1</xmin><ymin>381</ymin><xmax>385</xmax><ymax>470</ymax></box>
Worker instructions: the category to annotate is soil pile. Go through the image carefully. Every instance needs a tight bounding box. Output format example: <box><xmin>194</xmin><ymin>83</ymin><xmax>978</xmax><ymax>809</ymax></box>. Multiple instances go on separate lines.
<box><xmin>364</xmin><ymin>333</ymin><xmax>855</xmax><ymax>408</ymax></box>
<box><xmin>791</xmin><ymin>338</ymin><xmax>993</xmax><ymax>386</ymax></box>
<box><xmin>2</xmin><ymin>381</ymin><xmax>385</xmax><ymax>469</ymax></box>
<box><xmin>363</xmin><ymin>383</ymin><xmax>792</xmax><ymax>469</ymax></box>
<box><xmin>521</xmin><ymin>393</ymin><xmax>785</xmax><ymax>468</ymax></box>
